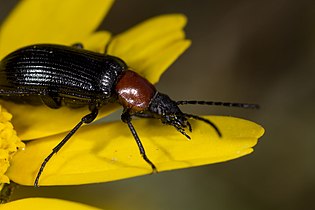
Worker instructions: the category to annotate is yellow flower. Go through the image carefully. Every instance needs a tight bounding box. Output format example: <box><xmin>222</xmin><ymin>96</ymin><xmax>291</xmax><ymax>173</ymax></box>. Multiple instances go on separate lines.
<box><xmin>0</xmin><ymin>106</ymin><xmax>24</xmax><ymax>188</ymax></box>
<box><xmin>0</xmin><ymin>0</ymin><xmax>264</xmax><ymax>188</ymax></box>
<box><xmin>1</xmin><ymin>198</ymin><xmax>101</xmax><ymax>210</ymax></box>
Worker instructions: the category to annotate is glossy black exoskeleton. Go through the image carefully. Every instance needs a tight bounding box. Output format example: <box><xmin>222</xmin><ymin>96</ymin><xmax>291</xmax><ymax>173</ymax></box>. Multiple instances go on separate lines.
<box><xmin>0</xmin><ymin>44</ymin><xmax>258</xmax><ymax>186</ymax></box>
<box><xmin>0</xmin><ymin>44</ymin><xmax>126</xmax><ymax>108</ymax></box>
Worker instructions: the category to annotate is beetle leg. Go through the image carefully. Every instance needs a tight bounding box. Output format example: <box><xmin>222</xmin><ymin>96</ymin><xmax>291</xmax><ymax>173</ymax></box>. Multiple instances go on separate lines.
<box><xmin>34</xmin><ymin>108</ymin><xmax>99</xmax><ymax>187</ymax></box>
<box><xmin>41</xmin><ymin>95</ymin><xmax>61</xmax><ymax>109</ymax></box>
<box><xmin>121</xmin><ymin>110</ymin><xmax>157</xmax><ymax>173</ymax></box>
<box><xmin>72</xmin><ymin>42</ymin><xmax>84</xmax><ymax>49</ymax></box>
<box><xmin>134</xmin><ymin>112</ymin><xmax>155</xmax><ymax>118</ymax></box>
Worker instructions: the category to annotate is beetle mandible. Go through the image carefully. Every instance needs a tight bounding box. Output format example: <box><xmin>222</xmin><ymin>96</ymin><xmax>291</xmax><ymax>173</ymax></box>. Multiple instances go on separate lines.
<box><xmin>0</xmin><ymin>44</ymin><xmax>258</xmax><ymax>186</ymax></box>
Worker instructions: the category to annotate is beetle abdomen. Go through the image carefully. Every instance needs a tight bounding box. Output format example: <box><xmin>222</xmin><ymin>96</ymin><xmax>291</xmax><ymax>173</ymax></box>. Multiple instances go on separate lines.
<box><xmin>0</xmin><ymin>44</ymin><xmax>126</xmax><ymax>106</ymax></box>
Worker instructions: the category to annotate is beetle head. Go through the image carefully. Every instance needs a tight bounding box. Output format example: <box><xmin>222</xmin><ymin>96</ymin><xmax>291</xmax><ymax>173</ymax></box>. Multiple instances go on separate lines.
<box><xmin>148</xmin><ymin>92</ymin><xmax>192</xmax><ymax>139</ymax></box>
<box><xmin>146</xmin><ymin>92</ymin><xmax>227</xmax><ymax>138</ymax></box>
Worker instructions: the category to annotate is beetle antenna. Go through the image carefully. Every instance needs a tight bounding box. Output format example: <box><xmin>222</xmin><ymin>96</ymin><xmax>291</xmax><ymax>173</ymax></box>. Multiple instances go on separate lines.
<box><xmin>184</xmin><ymin>113</ymin><xmax>222</xmax><ymax>137</ymax></box>
<box><xmin>177</xmin><ymin>101</ymin><xmax>259</xmax><ymax>109</ymax></box>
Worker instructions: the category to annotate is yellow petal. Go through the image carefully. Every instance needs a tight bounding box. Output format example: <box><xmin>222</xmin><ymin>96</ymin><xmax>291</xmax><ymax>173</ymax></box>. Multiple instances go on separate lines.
<box><xmin>0</xmin><ymin>0</ymin><xmax>114</xmax><ymax>140</ymax></box>
<box><xmin>0</xmin><ymin>42</ymin><xmax>115</xmax><ymax>140</ymax></box>
<box><xmin>1</xmin><ymin>198</ymin><xmax>101</xmax><ymax>210</ymax></box>
<box><xmin>107</xmin><ymin>14</ymin><xmax>191</xmax><ymax>83</ymax></box>
<box><xmin>0</xmin><ymin>0</ymin><xmax>114</xmax><ymax>59</ymax></box>
<box><xmin>7</xmin><ymin>116</ymin><xmax>264</xmax><ymax>186</ymax></box>
<box><xmin>81</xmin><ymin>31</ymin><xmax>112</xmax><ymax>53</ymax></box>
<box><xmin>0</xmin><ymin>101</ymin><xmax>119</xmax><ymax>140</ymax></box>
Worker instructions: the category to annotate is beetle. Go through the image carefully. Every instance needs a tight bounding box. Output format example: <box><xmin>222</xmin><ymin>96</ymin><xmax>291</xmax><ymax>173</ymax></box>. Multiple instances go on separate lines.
<box><xmin>0</xmin><ymin>44</ymin><xmax>258</xmax><ymax>186</ymax></box>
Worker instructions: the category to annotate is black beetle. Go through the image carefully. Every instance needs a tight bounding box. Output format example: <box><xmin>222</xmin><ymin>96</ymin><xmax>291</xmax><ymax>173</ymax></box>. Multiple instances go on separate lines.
<box><xmin>0</xmin><ymin>44</ymin><xmax>258</xmax><ymax>186</ymax></box>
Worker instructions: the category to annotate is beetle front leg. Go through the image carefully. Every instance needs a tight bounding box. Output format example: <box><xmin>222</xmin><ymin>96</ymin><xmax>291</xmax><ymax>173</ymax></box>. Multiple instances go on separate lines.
<box><xmin>121</xmin><ymin>110</ymin><xmax>157</xmax><ymax>173</ymax></box>
<box><xmin>34</xmin><ymin>108</ymin><xmax>98</xmax><ymax>187</ymax></box>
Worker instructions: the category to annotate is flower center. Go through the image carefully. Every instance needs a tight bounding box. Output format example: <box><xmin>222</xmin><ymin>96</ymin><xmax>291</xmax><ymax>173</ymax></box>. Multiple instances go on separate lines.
<box><xmin>0</xmin><ymin>105</ymin><xmax>25</xmax><ymax>186</ymax></box>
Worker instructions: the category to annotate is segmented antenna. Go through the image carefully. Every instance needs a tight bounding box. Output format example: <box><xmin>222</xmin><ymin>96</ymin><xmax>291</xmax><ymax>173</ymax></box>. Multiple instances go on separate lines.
<box><xmin>177</xmin><ymin>100</ymin><xmax>259</xmax><ymax>109</ymax></box>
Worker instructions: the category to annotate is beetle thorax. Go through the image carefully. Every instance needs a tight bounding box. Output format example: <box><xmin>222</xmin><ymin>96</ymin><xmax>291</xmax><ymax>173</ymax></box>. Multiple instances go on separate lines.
<box><xmin>115</xmin><ymin>70</ymin><xmax>157</xmax><ymax>113</ymax></box>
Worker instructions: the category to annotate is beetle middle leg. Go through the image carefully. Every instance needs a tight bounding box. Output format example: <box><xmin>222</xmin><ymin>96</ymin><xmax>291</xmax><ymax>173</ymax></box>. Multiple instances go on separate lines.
<box><xmin>121</xmin><ymin>110</ymin><xmax>157</xmax><ymax>173</ymax></box>
<box><xmin>41</xmin><ymin>91</ymin><xmax>62</xmax><ymax>109</ymax></box>
<box><xmin>34</xmin><ymin>108</ymin><xmax>99</xmax><ymax>187</ymax></box>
